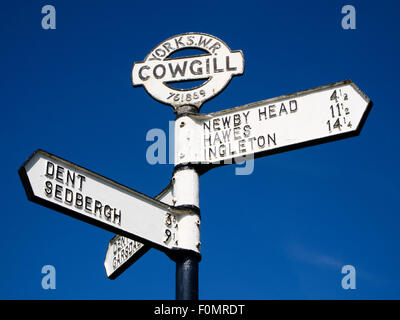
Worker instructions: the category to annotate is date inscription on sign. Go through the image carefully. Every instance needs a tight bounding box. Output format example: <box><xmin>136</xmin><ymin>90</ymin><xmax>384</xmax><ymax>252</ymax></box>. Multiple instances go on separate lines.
<box><xmin>132</xmin><ymin>33</ymin><xmax>244</xmax><ymax>109</ymax></box>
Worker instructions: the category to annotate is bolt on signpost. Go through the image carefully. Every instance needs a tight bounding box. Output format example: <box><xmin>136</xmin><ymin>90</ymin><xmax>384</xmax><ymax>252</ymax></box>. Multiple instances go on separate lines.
<box><xmin>19</xmin><ymin>32</ymin><xmax>372</xmax><ymax>300</ymax></box>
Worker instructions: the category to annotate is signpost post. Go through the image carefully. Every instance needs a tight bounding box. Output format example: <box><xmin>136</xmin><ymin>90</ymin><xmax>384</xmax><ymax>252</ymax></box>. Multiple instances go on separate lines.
<box><xmin>19</xmin><ymin>32</ymin><xmax>372</xmax><ymax>300</ymax></box>
<box><xmin>131</xmin><ymin>32</ymin><xmax>245</xmax><ymax>300</ymax></box>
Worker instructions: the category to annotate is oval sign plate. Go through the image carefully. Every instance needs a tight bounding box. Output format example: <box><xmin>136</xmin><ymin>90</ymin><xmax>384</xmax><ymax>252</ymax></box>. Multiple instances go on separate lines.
<box><xmin>132</xmin><ymin>32</ymin><xmax>244</xmax><ymax>109</ymax></box>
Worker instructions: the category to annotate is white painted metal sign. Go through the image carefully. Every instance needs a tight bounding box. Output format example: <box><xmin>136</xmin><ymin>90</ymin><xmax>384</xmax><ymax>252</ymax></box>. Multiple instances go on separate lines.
<box><xmin>104</xmin><ymin>183</ymin><xmax>174</xmax><ymax>279</ymax></box>
<box><xmin>132</xmin><ymin>32</ymin><xmax>244</xmax><ymax>109</ymax></box>
<box><xmin>174</xmin><ymin>80</ymin><xmax>372</xmax><ymax>166</ymax></box>
<box><xmin>19</xmin><ymin>150</ymin><xmax>200</xmax><ymax>254</ymax></box>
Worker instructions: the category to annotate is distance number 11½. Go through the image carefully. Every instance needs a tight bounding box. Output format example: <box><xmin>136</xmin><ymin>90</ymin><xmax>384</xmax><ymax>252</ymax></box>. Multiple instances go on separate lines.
<box><xmin>327</xmin><ymin>89</ymin><xmax>352</xmax><ymax>132</ymax></box>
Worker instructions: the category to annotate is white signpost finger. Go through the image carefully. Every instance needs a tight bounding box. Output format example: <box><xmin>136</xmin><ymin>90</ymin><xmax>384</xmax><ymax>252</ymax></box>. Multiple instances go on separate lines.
<box><xmin>19</xmin><ymin>150</ymin><xmax>200</xmax><ymax>255</ymax></box>
<box><xmin>104</xmin><ymin>183</ymin><xmax>174</xmax><ymax>279</ymax></box>
<box><xmin>175</xmin><ymin>80</ymin><xmax>372</xmax><ymax>166</ymax></box>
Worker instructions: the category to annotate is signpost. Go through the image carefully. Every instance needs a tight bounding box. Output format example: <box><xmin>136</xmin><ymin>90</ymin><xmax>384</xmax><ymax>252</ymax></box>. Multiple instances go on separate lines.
<box><xmin>19</xmin><ymin>32</ymin><xmax>372</xmax><ymax>300</ymax></box>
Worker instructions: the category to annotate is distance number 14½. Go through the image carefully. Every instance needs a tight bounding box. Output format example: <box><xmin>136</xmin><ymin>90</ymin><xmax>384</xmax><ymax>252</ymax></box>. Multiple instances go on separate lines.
<box><xmin>326</xmin><ymin>89</ymin><xmax>352</xmax><ymax>132</ymax></box>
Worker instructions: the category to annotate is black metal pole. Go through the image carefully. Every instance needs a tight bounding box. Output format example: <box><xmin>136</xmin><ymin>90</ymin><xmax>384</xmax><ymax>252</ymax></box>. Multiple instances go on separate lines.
<box><xmin>175</xmin><ymin>253</ymin><xmax>199</xmax><ymax>300</ymax></box>
<box><xmin>174</xmin><ymin>104</ymin><xmax>200</xmax><ymax>300</ymax></box>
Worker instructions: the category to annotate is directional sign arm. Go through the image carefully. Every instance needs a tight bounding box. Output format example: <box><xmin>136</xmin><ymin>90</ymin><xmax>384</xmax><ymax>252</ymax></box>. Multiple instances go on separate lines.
<box><xmin>175</xmin><ymin>80</ymin><xmax>372</xmax><ymax>167</ymax></box>
<box><xmin>104</xmin><ymin>236</ymin><xmax>150</xmax><ymax>280</ymax></box>
<box><xmin>19</xmin><ymin>150</ymin><xmax>199</xmax><ymax>255</ymax></box>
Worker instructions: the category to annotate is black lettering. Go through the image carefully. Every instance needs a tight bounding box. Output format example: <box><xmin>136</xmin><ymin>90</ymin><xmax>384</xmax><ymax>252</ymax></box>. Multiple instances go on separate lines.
<box><xmin>226</xmin><ymin>56</ymin><xmax>236</xmax><ymax>71</ymax></box>
<box><xmin>242</xmin><ymin>111</ymin><xmax>250</xmax><ymax>124</ymax></box>
<box><xmin>186</xmin><ymin>35</ymin><xmax>195</xmax><ymax>46</ymax></box>
<box><xmin>233</xmin><ymin>127</ymin><xmax>241</xmax><ymax>140</ymax></box>
<box><xmin>222</xmin><ymin>116</ymin><xmax>231</xmax><ymax>129</ymax></box>
<box><xmin>268</xmin><ymin>104</ymin><xmax>276</xmax><ymax>119</ymax></box>
<box><xmin>153</xmin><ymin>65</ymin><xmax>166</xmax><ymax>79</ymax></box>
<box><xmin>204</xmin><ymin>134</ymin><xmax>212</xmax><ymax>147</ymax></box>
<box><xmin>239</xmin><ymin>139</ymin><xmax>246</xmax><ymax>153</ymax></box>
<box><xmin>138</xmin><ymin>66</ymin><xmax>150</xmax><ymax>81</ymax></box>
<box><xmin>162</xmin><ymin>42</ymin><xmax>174</xmax><ymax>53</ymax></box>
<box><xmin>55</xmin><ymin>166</ymin><xmax>64</xmax><ymax>183</ymax></box>
<box><xmin>169</xmin><ymin>61</ymin><xmax>187</xmax><ymax>78</ymax></box>
<box><xmin>45</xmin><ymin>181</ymin><xmax>53</xmax><ymax>196</ymax></box>
<box><xmin>208</xmin><ymin>146</ymin><xmax>216</xmax><ymax>160</ymax></box>
<box><xmin>279</xmin><ymin>103</ymin><xmax>288</xmax><ymax>116</ymax></box>
<box><xmin>213</xmin><ymin>118</ymin><xmax>221</xmax><ymax>131</ymax></box>
<box><xmin>243</xmin><ymin>125</ymin><xmax>251</xmax><ymax>138</ymax></box>
<box><xmin>228</xmin><ymin>143</ymin><xmax>236</xmax><ymax>155</ymax></box>
<box><xmin>148</xmin><ymin>53</ymin><xmax>161</xmax><ymax>61</ymax></box>
<box><xmin>189</xmin><ymin>60</ymin><xmax>202</xmax><ymax>75</ymax></box>
<box><xmin>233</xmin><ymin>114</ymin><xmax>241</xmax><ymax>127</ymax></box>
<box><xmin>268</xmin><ymin>133</ymin><xmax>277</xmax><ymax>146</ymax></box>
<box><xmin>213</xmin><ymin>132</ymin><xmax>222</xmax><ymax>144</ymax></box>
<box><xmin>104</xmin><ymin>205</ymin><xmax>112</xmax><ymax>221</ymax></box>
<box><xmin>269</xmin><ymin>105</ymin><xmax>276</xmax><ymax>118</ymax></box>
<box><xmin>65</xmin><ymin>188</ymin><xmax>73</xmax><ymax>204</ymax></box>
<box><xmin>77</xmin><ymin>174</ymin><xmax>86</xmax><ymax>190</ymax></box>
<box><xmin>46</xmin><ymin>161</ymin><xmax>54</xmax><ymax>178</ymax></box>
<box><xmin>290</xmin><ymin>100</ymin><xmax>298</xmax><ymax>113</ymax></box>
<box><xmin>85</xmin><ymin>196</ymin><xmax>92</xmax><ymax>212</ymax></box>
<box><xmin>258</xmin><ymin>107</ymin><xmax>267</xmax><ymax>121</ymax></box>
<box><xmin>203</xmin><ymin>121</ymin><xmax>211</xmax><ymax>131</ymax></box>
<box><xmin>75</xmin><ymin>192</ymin><xmax>83</xmax><ymax>208</ymax></box>
<box><xmin>248</xmin><ymin>137</ymin><xmax>256</xmax><ymax>150</ymax></box>
<box><xmin>66</xmin><ymin>170</ymin><xmax>75</xmax><ymax>188</ymax></box>
<box><xmin>257</xmin><ymin>136</ymin><xmax>266</xmax><ymax>148</ymax></box>
<box><xmin>221</xmin><ymin>129</ymin><xmax>231</xmax><ymax>142</ymax></box>
<box><xmin>95</xmin><ymin>200</ymin><xmax>102</xmax><ymax>217</ymax></box>
<box><xmin>205</xmin><ymin>58</ymin><xmax>210</xmax><ymax>74</ymax></box>
<box><xmin>55</xmin><ymin>184</ymin><xmax>62</xmax><ymax>201</ymax></box>
<box><xmin>155</xmin><ymin>48</ymin><xmax>166</xmax><ymax>58</ymax></box>
<box><xmin>219</xmin><ymin>144</ymin><xmax>226</xmax><ymax>157</ymax></box>
<box><xmin>213</xmin><ymin>58</ymin><xmax>223</xmax><ymax>73</ymax></box>
<box><xmin>113</xmin><ymin>209</ymin><xmax>121</xmax><ymax>225</ymax></box>
<box><xmin>197</xmin><ymin>36</ymin><xmax>212</xmax><ymax>48</ymax></box>
<box><xmin>174</xmin><ymin>37</ymin><xmax>185</xmax><ymax>48</ymax></box>
<box><xmin>209</xmin><ymin>42</ymin><xmax>221</xmax><ymax>54</ymax></box>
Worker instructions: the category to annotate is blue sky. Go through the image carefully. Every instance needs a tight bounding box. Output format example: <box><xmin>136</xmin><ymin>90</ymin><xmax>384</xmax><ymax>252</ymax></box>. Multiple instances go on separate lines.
<box><xmin>1</xmin><ymin>0</ymin><xmax>399</xmax><ymax>299</ymax></box>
